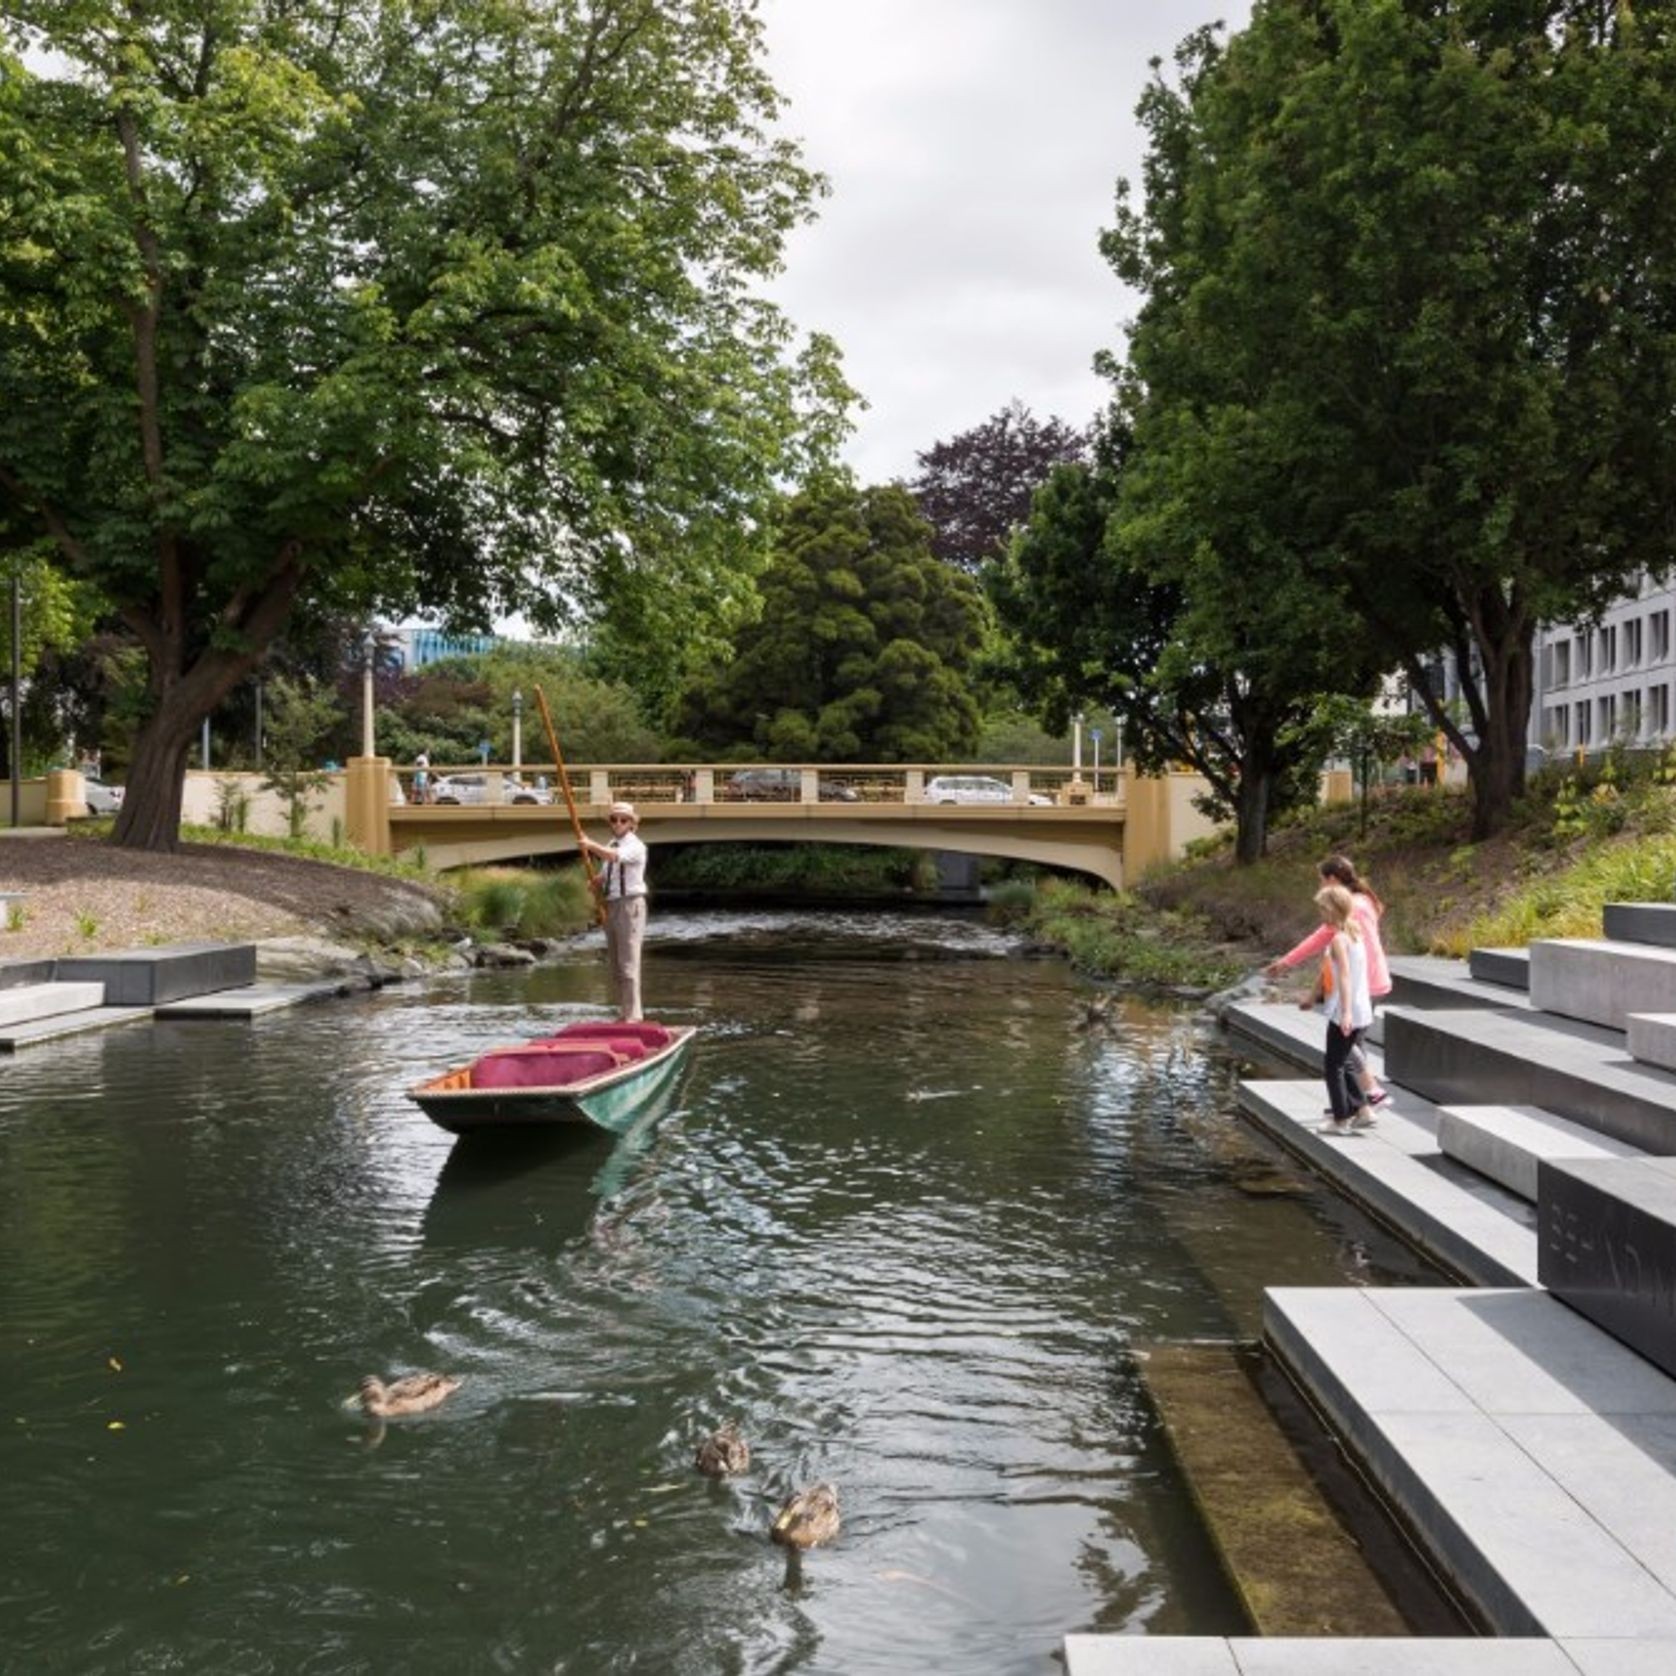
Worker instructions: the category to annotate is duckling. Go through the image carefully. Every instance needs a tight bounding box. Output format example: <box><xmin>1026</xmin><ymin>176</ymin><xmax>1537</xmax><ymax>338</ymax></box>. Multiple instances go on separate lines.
<box><xmin>770</xmin><ymin>1482</ymin><xmax>840</xmax><ymax>1550</ymax></box>
<box><xmin>694</xmin><ymin>1423</ymin><xmax>750</xmax><ymax>1478</ymax></box>
<box><xmin>356</xmin><ymin>1372</ymin><xmax>461</xmax><ymax>1419</ymax></box>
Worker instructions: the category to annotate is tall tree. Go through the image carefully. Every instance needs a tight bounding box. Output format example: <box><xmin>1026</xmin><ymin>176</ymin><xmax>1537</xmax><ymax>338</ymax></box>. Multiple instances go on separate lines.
<box><xmin>1106</xmin><ymin>2</ymin><xmax>1676</xmax><ymax>839</ymax></box>
<box><xmin>910</xmin><ymin>399</ymin><xmax>1087</xmax><ymax>574</ymax></box>
<box><xmin>677</xmin><ymin>479</ymin><xmax>989</xmax><ymax>761</ymax></box>
<box><xmin>0</xmin><ymin>1</ymin><xmax>850</xmax><ymax>850</ymax></box>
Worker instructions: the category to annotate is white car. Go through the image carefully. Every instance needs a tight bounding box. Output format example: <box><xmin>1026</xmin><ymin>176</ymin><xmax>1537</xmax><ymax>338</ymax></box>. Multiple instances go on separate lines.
<box><xmin>82</xmin><ymin>777</ymin><xmax>125</xmax><ymax>815</ymax></box>
<box><xmin>924</xmin><ymin>774</ymin><xmax>1052</xmax><ymax>807</ymax></box>
<box><xmin>506</xmin><ymin>777</ymin><xmax>554</xmax><ymax>806</ymax></box>
<box><xmin>430</xmin><ymin>773</ymin><xmax>489</xmax><ymax>806</ymax></box>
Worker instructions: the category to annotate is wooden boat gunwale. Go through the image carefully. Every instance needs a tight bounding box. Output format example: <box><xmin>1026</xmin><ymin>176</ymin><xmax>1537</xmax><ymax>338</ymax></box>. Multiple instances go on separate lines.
<box><xmin>407</xmin><ymin>1024</ymin><xmax>696</xmax><ymax>1134</ymax></box>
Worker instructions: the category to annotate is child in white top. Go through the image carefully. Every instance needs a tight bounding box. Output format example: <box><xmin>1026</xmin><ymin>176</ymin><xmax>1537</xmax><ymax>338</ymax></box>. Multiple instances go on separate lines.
<box><xmin>1317</xmin><ymin>884</ymin><xmax>1375</xmax><ymax>1135</ymax></box>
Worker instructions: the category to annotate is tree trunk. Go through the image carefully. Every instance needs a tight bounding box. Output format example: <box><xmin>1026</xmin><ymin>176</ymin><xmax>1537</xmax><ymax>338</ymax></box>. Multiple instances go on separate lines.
<box><xmin>1467</xmin><ymin>634</ymin><xmax>1534</xmax><ymax>842</ymax></box>
<box><xmin>111</xmin><ymin>699</ymin><xmax>198</xmax><ymax>851</ymax></box>
<box><xmin>1233</xmin><ymin>757</ymin><xmax>1272</xmax><ymax>865</ymax></box>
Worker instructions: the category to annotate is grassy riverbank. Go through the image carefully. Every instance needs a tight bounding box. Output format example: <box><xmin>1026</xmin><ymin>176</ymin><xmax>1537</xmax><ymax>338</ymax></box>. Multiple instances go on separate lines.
<box><xmin>1008</xmin><ymin>757</ymin><xmax>1676</xmax><ymax>991</ymax></box>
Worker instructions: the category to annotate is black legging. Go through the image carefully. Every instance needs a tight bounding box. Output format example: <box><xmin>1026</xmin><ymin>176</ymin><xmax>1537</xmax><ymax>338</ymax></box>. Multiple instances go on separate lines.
<box><xmin>1324</xmin><ymin>1023</ymin><xmax>1366</xmax><ymax>1122</ymax></box>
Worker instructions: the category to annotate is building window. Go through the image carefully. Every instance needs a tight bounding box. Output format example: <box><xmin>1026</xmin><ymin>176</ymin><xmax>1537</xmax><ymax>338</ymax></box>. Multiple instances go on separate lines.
<box><xmin>1577</xmin><ymin>634</ymin><xmax>1593</xmax><ymax>680</ymax></box>
<box><xmin>1626</xmin><ymin>618</ymin><xmax>1644</xmax><ymax>668</ymax></box>
<box><xmin>1554</xmin><ymin>641</ymin><xmax>1571</xmax><ymax>688</ymax></box>
<box><xmin>1548</xmin><ymin>705</ymin><xmax>1569</xmax><ymax>747</ymax></box>
<box><xmin>1577</xmin><ymin>702</ymin><xmax>1592</xmax><ymax>746</ymax></box>
<box><xmin>1600</xmin><ymin>693</ymin><xmax>1616</xmax><ymax>738</ymax></box>
<box><xmin>1621</xmin><ymin>692</ymin><xmax>1642</xmax><ymax>738</ymax></box>
<box><xmin>1652</xmin><ymin>685</ymin><xmax>1671</xmax><ymax>738</ymax></box>
<box><xmin>1653</xmin><ymin>611</ymin><xmax>1671</xmax><ymax>664</ymax></box>
<box><xmin>1601</xmin><ymin>624</ymin><xmax>1618</xmax><ymax>674</ymax></box>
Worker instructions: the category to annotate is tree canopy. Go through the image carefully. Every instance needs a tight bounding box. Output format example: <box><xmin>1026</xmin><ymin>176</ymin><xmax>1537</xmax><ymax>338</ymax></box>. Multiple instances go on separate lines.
<box><xmin>1103</xmin><ymin>1</ymin><xmax>1676</xmax><ymax>839</ymax></box>
<box><xmin>910</xmin><ymin>399</ymin><xmax>1088</xmax><ymax>574</ymax></box>
<box><xmin>675</xmin><ymin>479</ymin><xmax>989</xmax><ymax>761</ymax></box>
<box><xmin>0</xmin><ymin>0</ymin><xmax>850</xmax><ymax>847</ymax></box>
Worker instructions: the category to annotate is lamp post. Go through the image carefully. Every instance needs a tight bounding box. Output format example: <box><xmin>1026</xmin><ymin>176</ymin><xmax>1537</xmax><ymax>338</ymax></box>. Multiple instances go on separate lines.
<box><xmin>1090</xmin><ymin>726</ymin><xmax>1102</xmax><ymax>797</ymax></box>
<box><xmin>9</xmin><ymin>571</ymin><xmax>20</xmax><ymax>828</ymax></box>
<box><xmin>511</xmin><ymin>688</ymin><xmax>523</xmax><ymax>773</ymax></box>
<box><xmin>254</xmin><ymin>678</ymin><xmax>264</xmax><ymax>772</ymax></box>
<box><xmin>360</xmin><ymin>631</ymin><xmax>377</xmax><ymax>758</ymax></box>
<box><xmin>1073</xmin><ymin>711</ymin><xmax>1084</xmax><ymax>776</ymax></box>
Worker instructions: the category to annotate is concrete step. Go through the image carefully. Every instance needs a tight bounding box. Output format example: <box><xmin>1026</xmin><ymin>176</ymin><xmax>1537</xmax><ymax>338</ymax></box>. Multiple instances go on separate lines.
<box><xmin>0</xmin><ymin>981</ymin><xmax>105</xmax><ymax>1029</ymax></box>
<box><xmin>1138</xmin><ymin>1342</ymin><xmax>1408</xmax><ymax>1636</ymax></box>
<box><xmin>1629</xmin><ymin>1012</ymin><xmax>1676</xmax><ymax>1073</ymax></box>
<box><xmin>1530</xmin><ymin>937</ymin><xmax>1676</xmax><ymax>1032</ymax></box>
<box><xmin>1237</xmin><ymin>1079</ymin><xmax>1538</xmax><ymax>1286</ymax></box>
<box><xmin>1605</xmin><ymin>902</ymin><xmax>1676</xmax><ymax>949</ymax></box>
<box><xmin>1064</xmin><ymin>1635</ymin><xmax>1650</xmax><ymax>1674</ymax></box>
<box><xmin>1387</xmin><ymin>955</ymin><xmax>1535</xmax><ymax>1013</ymax></box>
<box><xmin>54</xmin><ymin>941</ymin><xmax>255</xmax><ymax>1005</ymax></box>
<box><xmin>1382</xmin><ymin>1004</ymin><xmax>1676</xmax><ymax>1154</ymax></box>
<box><xmin>1437</xmin><ymin>1104</ymin><xmax>1644</xmax><ymax>1202</ymax></box>
<box><xmin>154</xmin><ymin>983</ymin><xmax>341</xmax><ymax>1018</ymax></box>
<box><xmin>1265</xmin><ymin>1286</ymin><xmax>1676</xmax><ymax>1640</ymax></box>
<box><xmin>1222</xmin><ymin>998</ymin><xmax>1390</xmax><ymax>1079</ymax></box>
<box><xmin>1540</xmin><ymin>1155</ymin><xmax>1676</xmax><ymax>1383</ymax></box>
<box><xmin>0</xmin><ymin>1005</ymin><xmax>154</xmax><ymax>1051</ymax></box>
<box><xmin>1469</xmin><ymin>946</ymin><xmax>1530</xmax><ymax>992</ymax></box>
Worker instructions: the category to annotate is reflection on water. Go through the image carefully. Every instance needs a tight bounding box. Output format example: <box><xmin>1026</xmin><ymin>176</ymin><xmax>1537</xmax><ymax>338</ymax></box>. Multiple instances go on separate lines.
<box><xmin>0</xmin><ymin>910</ymin><xmax>1429</xmax><ymax>1674</ymax></box>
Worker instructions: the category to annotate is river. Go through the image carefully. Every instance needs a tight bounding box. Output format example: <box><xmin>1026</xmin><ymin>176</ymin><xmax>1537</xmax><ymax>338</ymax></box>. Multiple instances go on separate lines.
<box><xmin>0</xmin><ymin>910</ymin><xmax>1431</xmax><ymax>1674</ymax></box>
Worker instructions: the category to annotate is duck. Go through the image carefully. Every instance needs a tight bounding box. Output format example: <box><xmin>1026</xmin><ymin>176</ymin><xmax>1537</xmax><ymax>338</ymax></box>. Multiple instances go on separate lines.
<box><xmin>694</xmin><ymin>1423</ymin><xmax>750</xmax><ymax>1478</ymax></box>
<box><xmin>356</xmin><ymin>1372</ymin><xmax>461</xmax><ymax>1419</ymax></box>
<box><xmin>770</xmin><ymin>1482</ymin><xmax>840</xmax><ymax>1550</ymax></box>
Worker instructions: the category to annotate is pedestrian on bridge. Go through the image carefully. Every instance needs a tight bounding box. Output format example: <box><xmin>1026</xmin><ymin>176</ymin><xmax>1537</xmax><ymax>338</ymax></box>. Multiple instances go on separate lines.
<box><xmin>579</xmin><ymin>801</ymin><xmax>649</xmax><ymax>1021</ymax></box>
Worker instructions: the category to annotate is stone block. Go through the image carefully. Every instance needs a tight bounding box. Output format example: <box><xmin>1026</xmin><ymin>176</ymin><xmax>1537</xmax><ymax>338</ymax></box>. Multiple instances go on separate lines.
<box><xmin>1530</xmin><ymin>938</ymin><xmax>1676</xmax><ymax>1032</ymax></box>
<box><xmin>1630</xmin><ymin>1012</ymin><xmax>1676</xmax><ymax>1074</ymax></box>
<box><xmin>1470</xmin><ymin>946</ymin><xmax>1530</xmax><ymax>991</ymax></box>
<box><xmin>1539</xmin><ymin>1156</ymin><xmax>1676</xmax><ymax>1381</ymax></box>
<box><xmin>1438</xmin><ymin>1104</ymin><xmax>1643</xmax><ymax>1202</ymax></box>
<box><xmin>1382</xmin><ymin>1005</ymin><xmax>1676</xmax><ymax>1154</ymax></box>
<box><xmin>1605</xmin><ymin>902</ymin><xmax>1676</xmax><ymax>949</ymax></box>
<box><xmin>0</xmin><ymin>958</ymin><xmax>59</xmax><ymax>991</ymax></box>
<box><xmin>0</xmin><ymin>982</ymin><xmax>105</xmax><ymax>1029</ymax></box>
<box><xmin>1388</xmin><ymin>955</ymin><xmax>1531</xmax><ymax>1012</ymax></box>
<box><xmin>54</xmin><ymin>941</ymin><xmax>254</xmax><ymax>1005</ymax></box>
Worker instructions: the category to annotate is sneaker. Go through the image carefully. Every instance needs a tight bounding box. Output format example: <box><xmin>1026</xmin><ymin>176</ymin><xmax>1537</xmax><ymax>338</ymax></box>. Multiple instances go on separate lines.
<box><xmin>1320</xmin><ymin>1117</ymin><xmax>1353</xmax><ymax>1136</ymax></box>
<box><xmin>1367</xmin><ymin>1089</ymin><xmax>1390</xmax><ymax>1108</ymax></box>
<box><xmin>1349</xmin><ymin>1108</ymin><xmax>1379</xmax><ymax>1130</ymax></box>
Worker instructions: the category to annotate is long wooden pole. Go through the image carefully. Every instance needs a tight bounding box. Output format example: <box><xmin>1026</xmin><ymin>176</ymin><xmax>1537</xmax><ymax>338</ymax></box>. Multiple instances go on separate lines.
<box><xmin>532</xmin><ymin>684</ymin><xmax>604</xmax><ymax>923</ymax></box>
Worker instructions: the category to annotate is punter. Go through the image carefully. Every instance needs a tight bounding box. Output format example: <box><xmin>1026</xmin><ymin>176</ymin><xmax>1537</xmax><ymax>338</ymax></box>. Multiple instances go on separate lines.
<box><xmin>579</xmin><ymin>801</ymin><xmax>649</xmax><ymax>1021</ymax></box>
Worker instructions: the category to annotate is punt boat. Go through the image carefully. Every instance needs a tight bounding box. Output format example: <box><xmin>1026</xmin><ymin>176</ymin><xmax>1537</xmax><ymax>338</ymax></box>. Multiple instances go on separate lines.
<box><xmin>408</xmin><ymin>1019</ymin><xmax>696</xmax><ymax>1136</ymax></box>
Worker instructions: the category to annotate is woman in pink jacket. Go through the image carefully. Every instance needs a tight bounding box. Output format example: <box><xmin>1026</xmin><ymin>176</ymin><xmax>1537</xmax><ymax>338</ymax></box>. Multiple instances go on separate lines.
<box><xmin>1266</xmin><ymin>855</ymin><xmax>1391</xmax><ymax>1106</ymax></box>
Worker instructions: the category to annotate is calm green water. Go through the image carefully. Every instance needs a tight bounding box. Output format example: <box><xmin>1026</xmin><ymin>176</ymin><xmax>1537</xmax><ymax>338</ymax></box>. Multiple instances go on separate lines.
<box><xmin>0</xmin><ymin>911</ymin><xmax>1429</xmax><ymax>1674</ymax></box>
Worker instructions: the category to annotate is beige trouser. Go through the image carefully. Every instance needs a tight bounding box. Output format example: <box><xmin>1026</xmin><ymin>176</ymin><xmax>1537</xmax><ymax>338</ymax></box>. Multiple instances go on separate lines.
<box><xmin>605</xmin><ymin>895</ymin><xmax>647</xmax><ymax>1021</ymax></box>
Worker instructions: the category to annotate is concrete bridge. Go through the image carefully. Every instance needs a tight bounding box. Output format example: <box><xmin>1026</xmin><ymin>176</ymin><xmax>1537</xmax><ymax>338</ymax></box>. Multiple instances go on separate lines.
<box><xmin>344</xmin><ymin>761</ymin><xmax>1219</xmax><ymax>889</ymax></box>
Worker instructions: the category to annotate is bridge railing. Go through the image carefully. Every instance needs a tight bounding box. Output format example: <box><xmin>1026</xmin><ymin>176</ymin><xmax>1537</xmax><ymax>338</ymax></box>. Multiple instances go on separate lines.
<box><xmin>395</xmin><ymin>763</ymin><xmax>1125</xmax><ymax>810</ymax></box>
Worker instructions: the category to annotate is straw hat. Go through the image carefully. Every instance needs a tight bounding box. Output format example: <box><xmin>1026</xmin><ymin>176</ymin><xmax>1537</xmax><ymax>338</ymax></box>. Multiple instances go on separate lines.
<box><xmin>608</xmin><ymin>800</ymin><xmax>639</xmax><ymax>825</ymax></box>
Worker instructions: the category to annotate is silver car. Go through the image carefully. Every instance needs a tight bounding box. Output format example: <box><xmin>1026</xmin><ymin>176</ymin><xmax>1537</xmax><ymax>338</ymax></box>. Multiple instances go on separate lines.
<box><xmin>924</xmin><ymin>774</ymin><xmax>1052</xmax><ymax>807</ymax></box>
<box><xmin>82</xmin><ymin>777</ymin><xmax>125</xmax><ymax>815</ymax></box>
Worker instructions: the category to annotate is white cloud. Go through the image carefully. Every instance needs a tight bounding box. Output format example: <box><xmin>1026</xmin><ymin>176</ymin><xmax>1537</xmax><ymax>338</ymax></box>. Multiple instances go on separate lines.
<box><xmin>760</xmin><ymin>0</ymin><xmax>1252</xmax><ymax>483</ymax></box>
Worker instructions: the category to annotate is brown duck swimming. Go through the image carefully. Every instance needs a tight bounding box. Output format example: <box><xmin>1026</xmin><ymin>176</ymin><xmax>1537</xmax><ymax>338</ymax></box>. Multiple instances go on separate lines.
<box><xmin>356</xmin><ymin>1372</ymin><xmax>461</xmax><ymax>1419</ymax></box>
<box><xmin>770</xmin><ymin>1482</ymin><xmax>840</xmax><ymax>1550</ymax></box>
<box><xmin>694</xmin><ymin>1423</ymin><xmax>750</xmax><ymax>1477</ymax></box>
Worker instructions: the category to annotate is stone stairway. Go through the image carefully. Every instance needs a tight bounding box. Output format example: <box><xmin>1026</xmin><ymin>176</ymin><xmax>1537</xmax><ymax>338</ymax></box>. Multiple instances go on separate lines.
<box><xmin>1083</xmin><ymin>907</ymin><xmax>1676</xmax><ymax>1671</ymax></box>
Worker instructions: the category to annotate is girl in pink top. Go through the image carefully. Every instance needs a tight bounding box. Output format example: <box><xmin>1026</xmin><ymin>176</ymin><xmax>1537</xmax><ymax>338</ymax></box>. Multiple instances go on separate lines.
<box><xmin>1266</xmin><ymin>855</ymin><xmax>1390</xmax><ymax>1103</ymax></box>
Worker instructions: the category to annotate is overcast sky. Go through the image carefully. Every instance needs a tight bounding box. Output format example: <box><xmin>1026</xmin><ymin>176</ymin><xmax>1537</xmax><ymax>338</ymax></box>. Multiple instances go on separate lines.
<box><xmin>758</xmin><ymin>0</ymin><xmax>1252</xmax><ymax>485</ymax></box>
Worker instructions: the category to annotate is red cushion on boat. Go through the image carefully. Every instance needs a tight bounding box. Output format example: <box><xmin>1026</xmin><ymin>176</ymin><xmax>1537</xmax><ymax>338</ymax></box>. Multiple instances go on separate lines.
<box><xmin>551</xmin><ymin>1021</ymin><xmax>674</xmax><ymax>1048</ymax></box>
<box><xmin>471</xmin><ymin>1047</ymin><xmax>620</xmax><ymax>1089</ymax></box>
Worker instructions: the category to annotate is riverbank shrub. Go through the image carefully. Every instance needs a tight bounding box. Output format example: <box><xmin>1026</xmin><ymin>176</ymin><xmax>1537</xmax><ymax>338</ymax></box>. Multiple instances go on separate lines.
<box><xmin>454</xmin><ymin>867</ymin><xmax>593</xmax><ymax>937</ymax></box>
<box><xmin>1023</xmin><ymin>879</ymin><xmax>1243</xmax><ymax>991</ymax></box>
<box><xmin>87</xmin><ymin>822</ymin><xmax>438</xmax><ymax>885</ymax></box>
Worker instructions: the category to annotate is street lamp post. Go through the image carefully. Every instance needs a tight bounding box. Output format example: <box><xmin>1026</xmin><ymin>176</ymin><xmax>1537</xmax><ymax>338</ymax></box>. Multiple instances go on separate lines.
<box><xmin>1090</xmin><ymin>726</ymin><xmax>1103</xmax><ymax>797</ymax></box>
<box><xmin>360</xmin><ymin>631</ymin><xmax>377</xmax><ymax>759</ymax></box>
<box><xmin>254</xmin><ymin>678</ymin><xmax>264</xmax><ymax>772</ymax></box>
<box><xmin>512</xmin><ymin>688</ymin><xmax>523</xmax><ymax>773</ymax></box>
<box><xmin>9</xmin><ymin>571</ymin><xmax>20</xmax><ymax>828</ymax></box>
<box><xmin>1073</xmin><ymin>711</ymin><xmax>1084</xmax><ymax>776</ymax></box>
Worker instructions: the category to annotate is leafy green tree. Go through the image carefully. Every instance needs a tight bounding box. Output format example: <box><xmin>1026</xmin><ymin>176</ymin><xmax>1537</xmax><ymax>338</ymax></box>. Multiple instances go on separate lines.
<box><xmin>677</xmin><ymin>479</ymin><xmax>989</xmax><ymax>761</ymax></box>
<box><xmin>0</xmin><ymin>547</ymin><xmax>104</xmax><ymax>775</ymax></box>
<box><xmin>0</xmin><ymin>1</ymin><xmax>850</xmax><ymax>850</ymax></box>
<box><xmin>258</xmin><ymin>675</ymin><xmax>341</xmax><ymax>839</ymax></box>
<box><xmin>1105</xmin><ymin>2</ymin><xmax>1676</xmax><ymax>839</ymax></box>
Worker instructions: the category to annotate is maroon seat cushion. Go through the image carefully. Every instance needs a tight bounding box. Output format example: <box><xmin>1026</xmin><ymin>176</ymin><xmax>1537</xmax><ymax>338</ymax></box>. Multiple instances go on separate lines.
<box><xmin>471</xmin><ymin>1047</ymin><xmax>620</xmax><ymax>1090</ymax></box>
<box><xmin>551</xmin><ymin>1021</ymin><xmax>673</xmax><ymax>1049</ymax></box>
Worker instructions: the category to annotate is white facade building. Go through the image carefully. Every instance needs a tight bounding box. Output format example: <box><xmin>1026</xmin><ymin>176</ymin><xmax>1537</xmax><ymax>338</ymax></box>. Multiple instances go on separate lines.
<box><xmin>1533</xmin><ymin>572</ymin><xmax>1676</xmax><ymax>757</ymax></box>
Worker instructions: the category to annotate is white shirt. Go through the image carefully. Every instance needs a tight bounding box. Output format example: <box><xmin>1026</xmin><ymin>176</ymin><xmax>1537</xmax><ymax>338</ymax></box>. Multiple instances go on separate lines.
<box><xmin>602</xmin><ymin>831</ymin><xmax>647</xmax><ymax>899</ymax></box>
<box><xmin>1325</xmin><ymin>932</ymin><xmax>1373</xmax><ymax>1030</ymax></box>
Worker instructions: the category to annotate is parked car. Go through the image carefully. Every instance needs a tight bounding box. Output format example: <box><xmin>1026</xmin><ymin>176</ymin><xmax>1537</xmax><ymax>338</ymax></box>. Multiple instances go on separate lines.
<box><xmin>82</xmin><ymin>776</ymin><xmax>125</xmax><ymax>816</ymax></box>
<box><xmin>923</xmin><ymin>774</ymin><xmax>1052</xmax><ymax>807</ymax></box>
<box><xmin>727</xmin><ymin>768</ymin><xmax>859</xmax><ymax>802</ymax></box>
<box><xmin>506</xmin><ymin>777</ymin><xmax>554</xmax><ymax>806</ymax></box>
<box><xmin>430</xmin><ymin>773</ymin><xmax>489</xmax><ymax>806</ymax></box>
